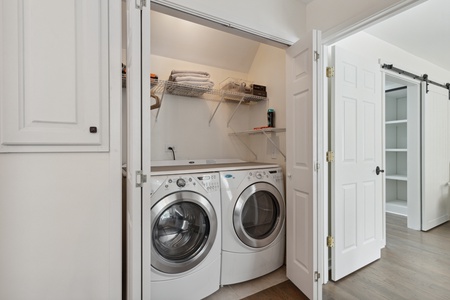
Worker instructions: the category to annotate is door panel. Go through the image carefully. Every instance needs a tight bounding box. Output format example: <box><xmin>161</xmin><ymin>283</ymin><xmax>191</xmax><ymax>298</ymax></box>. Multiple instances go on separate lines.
<box><xmin>286</xmin><ymin>30</ymin><xmax>320</xmax><ymax>300</ymax></box>
<box><xmin>1</xmin><ymin>0</ymin><xmax>109</xmax><ymax>152</ymax></box>
<box><xmin>126</xmin><ymin>0</ymin><xmax>151</xmax><ymax>299</ymax></box>
<box><xmin>331</xmin><ymin>46</ymin><xmax>383</xmax><ymax>281</ymax></box>
<box><xmin>421</xmin><ymin>84</ymin><xmax>450</xmax><ymax>231</ymax></box>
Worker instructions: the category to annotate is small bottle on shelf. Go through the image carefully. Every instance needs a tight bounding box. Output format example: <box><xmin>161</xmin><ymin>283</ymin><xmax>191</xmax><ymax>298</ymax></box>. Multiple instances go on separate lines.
<box><xmin>267</xmin><ymin>108</ymin><xmax>275</xmax><ymax>127</ymax></box>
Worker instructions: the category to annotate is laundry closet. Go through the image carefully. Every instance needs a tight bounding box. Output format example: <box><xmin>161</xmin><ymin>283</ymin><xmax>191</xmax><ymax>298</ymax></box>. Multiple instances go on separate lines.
<box><xmin>122</xmin><ymin>5</ymin><xmax>290</xmax><ymax>300</ymax></box>
<box><xmin>147</xmin><ymin>11</ymin><xmax>287</xmax><ymax>166</ymax></box>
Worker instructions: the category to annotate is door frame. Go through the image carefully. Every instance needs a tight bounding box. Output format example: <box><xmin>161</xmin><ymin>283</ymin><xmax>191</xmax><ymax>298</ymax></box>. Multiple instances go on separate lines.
<box><xmin>319</xmin><ymin>0</ymin><xmax>425</xmax><ymax>285</ymax></box>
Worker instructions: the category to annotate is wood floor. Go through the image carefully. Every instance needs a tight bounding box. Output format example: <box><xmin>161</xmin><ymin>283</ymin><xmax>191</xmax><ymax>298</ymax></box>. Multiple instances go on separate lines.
<box><xmin>323</xmin><ymin>213</ymin><xmax>450</xmax><ymax>300</ymax></box>
<box><xmin>207</xmin><ymin>213</ymin><xmax>450</xmax><ymax>299</ymax></box>
<box><xmin>242</xmin><ymin>280</ymin><xmax>308</xmax><ymax>300</ymax></box>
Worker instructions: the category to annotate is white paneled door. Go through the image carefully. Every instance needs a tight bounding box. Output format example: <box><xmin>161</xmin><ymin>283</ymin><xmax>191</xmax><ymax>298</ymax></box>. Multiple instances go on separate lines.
<box><xmin>421</xmin><ymin>84</ymin><xmax>450</xmax><ymax>231</ymax></box>
<box><xmin>0</xmin><ymin>0</ymin><xmax>109</xmax><ymax>152</ymax></box>
<box><xmin>286</xmin><ymin>30</ymin><xmax>321</xmax><ymax>300</ymax></box>
<box><xmin>330</xmin><ymin>46</ymin><xmax>383</xmax><ymax>281</ymax></box>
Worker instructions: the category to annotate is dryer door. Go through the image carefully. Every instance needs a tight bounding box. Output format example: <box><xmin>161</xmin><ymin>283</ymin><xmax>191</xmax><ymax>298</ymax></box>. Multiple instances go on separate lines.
<box><xmin>234</xmin><ymin>182</ymin><xmax>285</xmax><ymax>248</ymax></box>
<box><xmin>151</xmin><ymin>191</ymin><xmax>217</xmax><ymax>274</ymax></box>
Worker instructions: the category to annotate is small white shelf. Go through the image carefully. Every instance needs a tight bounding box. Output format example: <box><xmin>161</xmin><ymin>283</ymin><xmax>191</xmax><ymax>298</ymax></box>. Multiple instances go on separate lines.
<box><xmin>385</xmin><ymin>119</ymin><xmax>407</xmax><ymax>125</ymax></box>
<box><xmin>386</xmin><ymin>199</ymin><xmax>408</xmax><ymax>216</ymax></box>
<box><xmin>386</xmin><ymin>148</ymin><xmax>407</xmax><ymax>152</ymax></box>
<box><xmin>229</xmin><ymin>127</ymin><xmax>286</xmax><ymax>160</ymax></box>
<box><xmin>386</xmin><ymin>174</ymin><xmax>407</xmax><ymax>181</ymax></box>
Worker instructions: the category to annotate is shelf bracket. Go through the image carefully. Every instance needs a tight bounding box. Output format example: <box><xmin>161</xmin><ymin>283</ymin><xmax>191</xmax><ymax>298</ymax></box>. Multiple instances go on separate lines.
<box><xmin>154</xmin><ymin>84</ymin><xmax>167</xmax><ymax>122</ymax></box>
<box><xmin>209</xmin><ymin>94</ymin><xmax>224</xmax><ymax>126</ymax></box>
<box><xmin>261</xmin><ymin>130</ymin><xmax>286</xmax><ymax>160</ymax></box>
<box><xmin>227</xmin><ymin>95</ymin><xmax>245</xmax><ymax>127</ymax></box>
<box><xmin>229</xmin><ymin>127</ymin><xmax>257</xmax><ymax>160</ymax></box>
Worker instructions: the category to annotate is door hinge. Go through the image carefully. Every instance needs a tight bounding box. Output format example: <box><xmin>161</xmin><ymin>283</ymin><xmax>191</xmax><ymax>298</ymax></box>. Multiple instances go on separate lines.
<box><xmin>326</xmin><ymin>67</ymin><xmax>335</xmax><ymax>78</ymax></box>
<box><xmin>326</xmin><ymin>151</ymin><xmax>334</xmax><ymax>163</ymax></box>
<box><xmin>136</xmin><ymin>170</ymin><xmax>147</xmax><ymax>188</ymax></box>
<box><xmin>327</xmin><ymin>235</ymin><xmax>335</xmax><ymax>248</ymax></box>
<box><xmin>314</xmin><ymin>271</ymin><xmax>321</xmax><ymax>282</ymax></box>
<box><xmin>136</xmin><ymin>0</ymin><xmax>147</xmax><ymax>9</ymax></box>
<box><xmin>314</xmin><ymin>51</ymin><xmax>320</xmax><ymax>61</ymax></box>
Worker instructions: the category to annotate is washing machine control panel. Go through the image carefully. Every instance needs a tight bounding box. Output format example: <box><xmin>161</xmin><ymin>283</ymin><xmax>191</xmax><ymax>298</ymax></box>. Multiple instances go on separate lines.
<box><xmin>156</xmin><ymin>173</ymin><xmax>220</xmax><ymax>193</ymax></box>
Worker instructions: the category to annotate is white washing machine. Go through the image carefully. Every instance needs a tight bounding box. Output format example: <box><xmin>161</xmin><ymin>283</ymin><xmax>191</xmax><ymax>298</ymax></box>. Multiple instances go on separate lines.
<box><xmin>220</xmin><ymin>166</ymin><xmax>285</xmax><ymax>285</ymax></box>
<box><xmin>149</xmin><ymin>171</ymin><xmax>221</xmax><ymax>300</ymax></box>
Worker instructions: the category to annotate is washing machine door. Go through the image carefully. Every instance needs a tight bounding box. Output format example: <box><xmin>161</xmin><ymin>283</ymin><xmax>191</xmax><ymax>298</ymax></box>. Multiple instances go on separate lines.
<box><xmin>151</xmin><ymin>191</ymin><xmax>217</xmax><ymax>274</ymax></box>
<box><xmin>234</xmin><ymin>182</ymin><xmax>285</xmax><ymax>248</ymax></box>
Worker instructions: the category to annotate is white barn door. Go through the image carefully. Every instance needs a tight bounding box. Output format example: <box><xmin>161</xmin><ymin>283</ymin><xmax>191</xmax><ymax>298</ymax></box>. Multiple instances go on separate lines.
<box><xmin>286</xmin><ymin>30</ymin><xmax>321</xmax><ymax>300</ymax></box>
<box><xmin>330</xmin><ymin>46</ymin><xmax>384</xmax><ymax>281</ymax></box>
<box><xmin>421</xmin><ymin>84</ymin><xmax>450</xmax><ymax>231</ymax></box>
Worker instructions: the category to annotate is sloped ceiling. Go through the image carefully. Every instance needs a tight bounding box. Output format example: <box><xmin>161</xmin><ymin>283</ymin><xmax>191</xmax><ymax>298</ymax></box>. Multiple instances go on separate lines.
<box><xmin>364</xmin><ymin>0</ymin><xmax>450</xmax><ymax>72</ymax></box>
<box><xmin>150</xmin><ymin>10</ymin><xmax>261</xmax><ymax>73</ymax></box>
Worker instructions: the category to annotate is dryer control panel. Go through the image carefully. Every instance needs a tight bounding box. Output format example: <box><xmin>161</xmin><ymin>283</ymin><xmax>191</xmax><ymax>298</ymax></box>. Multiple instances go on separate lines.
<box><xmin>249</xmin><ymin>169</ymin><xmax>283</xmax><ymax>183</ymax></box>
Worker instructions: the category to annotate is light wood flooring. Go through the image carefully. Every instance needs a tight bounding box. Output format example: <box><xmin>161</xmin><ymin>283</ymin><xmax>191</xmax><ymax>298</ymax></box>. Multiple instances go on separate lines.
<box><xmin>208</xmin><ymin>213</ymin><xmax>450</xmax><ymax>299</ymax></box>
<box><xmin>323</xmin><ymin>213</ymin><xmax>450</xmax><ymax>300</ymax></box>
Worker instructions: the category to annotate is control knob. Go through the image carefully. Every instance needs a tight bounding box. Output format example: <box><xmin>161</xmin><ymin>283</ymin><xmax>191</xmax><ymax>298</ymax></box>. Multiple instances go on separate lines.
<box><xmin>176</xmin><ymin>178</ymin><xmax>186</xmax><ymax>188</ymax></box>
<box><xmin>255</xmin><ymin>172</ymin><xmax>263</xmax><ymax>179</ymax></box>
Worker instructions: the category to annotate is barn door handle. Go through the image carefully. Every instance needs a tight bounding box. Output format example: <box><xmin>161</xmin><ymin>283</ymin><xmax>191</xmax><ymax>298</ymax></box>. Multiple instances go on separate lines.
<box><xmin>376</xmin><ymin>166</ymin><xmax>385</xmax><ymax>175</ymax></box>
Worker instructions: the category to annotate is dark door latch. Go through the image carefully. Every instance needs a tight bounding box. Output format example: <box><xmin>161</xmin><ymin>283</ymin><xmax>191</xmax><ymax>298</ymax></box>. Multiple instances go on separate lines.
<box><xmin>376</xmin><ymin>166</ymin><xmax>385</xmax><ymax>175</ymax></box>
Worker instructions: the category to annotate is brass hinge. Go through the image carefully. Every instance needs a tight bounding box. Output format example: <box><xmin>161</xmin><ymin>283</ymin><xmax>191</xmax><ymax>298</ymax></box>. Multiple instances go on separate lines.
<box><xmin>314</xmin><ymin>271</ymin><xmax>321</xmax><ymax>282</ymax></box>
<box><xmin>136</xmin><ymin>170</ymin><xmax>147</xmax><ymax>188</ymax></box>
<box><xmin>314</xmin><ymin>51</ymin><xmax>320</xmax><ymax>61</ymax></box>
<box><xmin>327</xmin><ymin>236</ymin><xmax>334</xmax><ymax>248</ymax></box>
<box><xmin>326</xmin><ymin>151</ymin><xmax>334</xmax><ymax>162</ymax></box>
<box><xmin>326</xmin><ymin>67</ymin><xmax>335</xmax><ymax>78</ymax></box>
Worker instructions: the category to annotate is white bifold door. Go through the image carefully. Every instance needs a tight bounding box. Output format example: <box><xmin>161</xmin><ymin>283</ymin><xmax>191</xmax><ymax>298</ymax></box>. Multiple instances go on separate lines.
<box><xmin>421</xmin><ymin>83</ymin><xmax>450</xmax><ymax>231</ymax></box>
<box><xmin>330</xmin><ymin>46</ymin><xmax>384</xmax><ymax>281</ymax></box>
<box><xmin>286</xmin><ymin>30</ymin><xmax>321</xmax><ymax>300</ymax></box>
<box><xmin>126</xmin><ymin>1</ymin><xmax>151</xmax><ymax>299</ymax></box>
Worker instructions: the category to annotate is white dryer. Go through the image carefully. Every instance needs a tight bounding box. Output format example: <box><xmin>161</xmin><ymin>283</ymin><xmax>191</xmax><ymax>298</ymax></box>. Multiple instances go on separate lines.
<box><xmin>149</xmin><ymin>171</ymin><xmax>221</xmax><ymax>300</ymax></box>
<box><xmin>220</xmin><ymin>166</ymin><xmax>285</xmax><ymax>285</ymax></box>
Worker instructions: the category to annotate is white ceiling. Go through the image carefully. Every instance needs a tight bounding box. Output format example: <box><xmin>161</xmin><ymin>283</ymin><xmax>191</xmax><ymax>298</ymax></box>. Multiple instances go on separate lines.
<box><xmin>150</xmin><ymin>11</ymin><xmax>261</xmax><ymax>73</ymax></box>
<box><xmin>150</xmin><ymin>0</ymin><xmax>450</xmax><ymax>74</ymax></box>
<box><xmin>364</xmin><ymin>0</ymin><xmax>450</xmax><ymax>72</ymax></box>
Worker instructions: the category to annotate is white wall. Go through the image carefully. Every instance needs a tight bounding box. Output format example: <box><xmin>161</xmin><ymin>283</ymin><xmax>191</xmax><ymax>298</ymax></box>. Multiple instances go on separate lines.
<box><xmin>247</xmin><ymin>44</ymin><xmax>287</xmax><ymax>170</ymax></box>
<box><xmin>306</xmin><ymin>0</ymin><xmax>421</xmax><ymax>38</ymax></box>
<box><xmin>336</xmin><ymin>31</ymin><xmax>450</xmax><ymax>81</ymax></box>
<box><xmin>0</xmin><ymin>154</ymin><xmax>121</xmax><ymax>300</ymax></box>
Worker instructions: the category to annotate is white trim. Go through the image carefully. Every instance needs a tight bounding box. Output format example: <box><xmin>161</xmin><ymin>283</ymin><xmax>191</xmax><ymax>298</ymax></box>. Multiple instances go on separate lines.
<box><xmin>109</xmin><ymin>0</ymin><xmax>122</xmax><ymax>299</ymax></box>
<box><xmin>150</xmin><ymin>1</ymin><xmax>292</xmax><ymax>48</ymax></box>
<box><xmin>322</xmin><ymin>0</ymin><xmax>426</xmax><ymax>45</ymax></box>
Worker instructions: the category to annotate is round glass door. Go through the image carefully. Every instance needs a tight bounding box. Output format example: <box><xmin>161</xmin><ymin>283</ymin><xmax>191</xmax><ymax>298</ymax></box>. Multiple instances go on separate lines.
<box><xmin>151</xmin><ymin>191</ymin><xmax>217</xmax><ymax>274</ymax></box>
<box><xmin>233</xmin><ymin>183</ymin><xmax>285</xmax><ymax>248</ymax></box>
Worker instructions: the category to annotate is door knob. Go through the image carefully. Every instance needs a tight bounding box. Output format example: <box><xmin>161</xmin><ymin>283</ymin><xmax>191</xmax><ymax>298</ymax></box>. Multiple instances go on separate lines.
<box><xmin>376</xmin><ymin>166</ymin><xmax>385</xmax><ymax>175</ymax></box>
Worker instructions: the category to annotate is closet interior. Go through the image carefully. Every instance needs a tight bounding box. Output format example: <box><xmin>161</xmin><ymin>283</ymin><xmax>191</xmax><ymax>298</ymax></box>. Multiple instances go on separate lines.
<box><xmin>384</xmin><ymin>75</ymin><xmax>421</xmax><ymax>230</ymax></box>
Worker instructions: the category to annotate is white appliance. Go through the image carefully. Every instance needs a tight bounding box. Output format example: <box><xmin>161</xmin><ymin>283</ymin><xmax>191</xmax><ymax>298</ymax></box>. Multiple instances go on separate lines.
<box><xmin>220</xmin><ymin>166</ymin><xmax>285</xmax><ymax>285</ymax></box>
<box><xmin>149</xmin><ymin>170</ymin><xmax>221</xmax><ymax>300</ymax></box>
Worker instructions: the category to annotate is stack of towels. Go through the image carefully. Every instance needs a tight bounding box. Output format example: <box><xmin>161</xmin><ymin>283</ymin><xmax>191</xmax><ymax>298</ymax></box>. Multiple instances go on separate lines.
<box><xmin>167</xmin><ymin>70</ymin><xmax>215</xmax><ymax>96</ymax></box>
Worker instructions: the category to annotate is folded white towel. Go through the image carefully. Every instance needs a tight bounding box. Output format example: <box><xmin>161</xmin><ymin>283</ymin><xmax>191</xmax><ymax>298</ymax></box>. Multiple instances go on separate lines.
<box><xmin>175</xmin><ymin>80</ymin><xmax>214</xmax><ymax>88</ymax></box>
<box><xmin>171</xmin><ymin>75</ymin><xmax>210</xmax><ymax>82</ymax></box>
<box><xmin>171</xmin><ymin>70</ymin><xmax>210</xmax><ymax>77</ymax></box>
